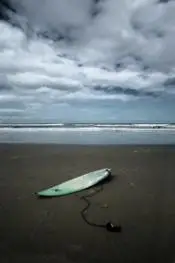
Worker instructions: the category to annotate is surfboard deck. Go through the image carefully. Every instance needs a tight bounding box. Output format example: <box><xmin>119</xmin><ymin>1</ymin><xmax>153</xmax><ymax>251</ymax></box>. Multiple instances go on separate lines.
<box><xmin>36</xmin><ymin>168</ymin><xmax>111</xmax><ymax>197</ymax></box>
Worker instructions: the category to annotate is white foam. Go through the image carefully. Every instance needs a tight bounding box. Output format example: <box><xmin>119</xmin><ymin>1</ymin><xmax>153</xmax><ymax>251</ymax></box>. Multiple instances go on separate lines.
<box><xmin>0</xmin><ymin>126</ymin><xmax>175</xmax><ymax>133</ymax></box>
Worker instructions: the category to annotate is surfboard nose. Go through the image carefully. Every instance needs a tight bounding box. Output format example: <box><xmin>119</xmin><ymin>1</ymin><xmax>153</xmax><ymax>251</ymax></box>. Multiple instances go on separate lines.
<box><xmin>106</xmin><ymin>168</ymin><xmax>112</xmax><ymax>176</ymax></box>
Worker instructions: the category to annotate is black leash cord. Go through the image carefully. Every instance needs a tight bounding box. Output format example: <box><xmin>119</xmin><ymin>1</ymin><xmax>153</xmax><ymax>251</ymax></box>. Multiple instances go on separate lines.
<box><xmin>76</xmin><ymin>184</ymin><xmax>122</xmax><ymax>233</ymax></box>
<box><xmin>79</xmin><ymin>185</ymin><xmax>105</xmax><ymax>228</ymax></box>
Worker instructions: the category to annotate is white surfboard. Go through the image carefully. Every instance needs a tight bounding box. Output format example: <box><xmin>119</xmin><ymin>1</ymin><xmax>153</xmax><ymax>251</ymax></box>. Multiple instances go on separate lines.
<box><xmin>36</xmin><ymin>168</ymin><xmax>111</xmax><ymax>197</ymax></box>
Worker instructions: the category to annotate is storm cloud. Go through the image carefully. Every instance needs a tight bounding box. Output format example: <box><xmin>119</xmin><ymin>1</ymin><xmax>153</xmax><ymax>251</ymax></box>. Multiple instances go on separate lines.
<box><xmin>0</xmin><ymin>0</ymin><xmax>175</xmax><ymax>122</ymax></box>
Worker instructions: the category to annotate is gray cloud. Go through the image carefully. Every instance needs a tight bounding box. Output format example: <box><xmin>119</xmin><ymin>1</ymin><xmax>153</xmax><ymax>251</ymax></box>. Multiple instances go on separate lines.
<box><xmin>158</xmin><ymin>0</ymin><xmax>174</xmax><ymax>3</ymax></box>
<box><xmin>0</xmin><ymin>0</ymin><xmax>175</xmax><ymax>121</ymax></box>
<box><xmin>93</xmin><ymin>85</ymin><xmax>160</xmax><ymax>98</ymax></box>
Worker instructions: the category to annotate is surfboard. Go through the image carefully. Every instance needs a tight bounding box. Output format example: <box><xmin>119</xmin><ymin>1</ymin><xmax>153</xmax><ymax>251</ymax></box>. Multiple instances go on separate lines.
<box><xmin>36</xmin><ymin>168</ymin><xmax>111</xmax><ymax>197</ymax></box>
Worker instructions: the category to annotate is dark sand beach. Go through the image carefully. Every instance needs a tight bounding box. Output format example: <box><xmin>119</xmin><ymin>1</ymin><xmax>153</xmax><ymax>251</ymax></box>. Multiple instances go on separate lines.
<box><xmin>0</xmin><ymin>144</ymin><xmax>175</xmax><ymax>263</ymax></box>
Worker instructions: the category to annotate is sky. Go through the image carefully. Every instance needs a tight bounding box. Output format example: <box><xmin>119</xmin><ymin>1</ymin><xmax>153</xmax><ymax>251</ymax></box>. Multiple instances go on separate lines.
<box><xmin>0</xmin><ymin>0</ymin><xmax>175</xmax><ymax>123</ymax></box>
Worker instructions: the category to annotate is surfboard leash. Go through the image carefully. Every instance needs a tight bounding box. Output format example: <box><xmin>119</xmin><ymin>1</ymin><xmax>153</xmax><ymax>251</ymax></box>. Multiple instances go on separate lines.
<box><xmin>76</xmin><ymin>184</ymin><xmax>122</xmax><ymax>233</ymax></box>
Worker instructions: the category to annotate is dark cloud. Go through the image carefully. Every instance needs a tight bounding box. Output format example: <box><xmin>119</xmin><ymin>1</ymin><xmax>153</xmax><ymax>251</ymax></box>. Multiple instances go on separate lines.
<box><xmin>0</xmin><ymin>84</ymin><xmax>12</xmax><ymax>90</ymax></box>
<box><xmin>0</xmin><ymin>75</ymin><xmax>13</xmax><ymax>91</ymax></box>
<box><xmin>0</xmin><ymin>0</ymin><xmax>15</xmax><ymax>20</ymax></box>
<box><xmin>158</xmin><ymin>0</ymin><xmax>174</xmax><ymax>3</ymax></box>
<box><xmin>164</xmin><ymin>77</ymin><xmax>175</xmax><ymax>86</ymax></box>
<box><xmin>91</xmin><ymin>0</ymin><xmax>103</xmax><ymax>18</ymax></box>
<box><xmin>93</xmin><ymin>85</ymin><xmax>159</xmax><ymax>98</ymax></box>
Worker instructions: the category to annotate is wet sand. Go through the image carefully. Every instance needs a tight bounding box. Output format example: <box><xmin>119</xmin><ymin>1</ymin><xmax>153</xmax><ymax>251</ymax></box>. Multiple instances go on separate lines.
<box><xmin>0</xmin><ymin>144</ymin><xmax>175</xmax><ymax>263</ymax></box>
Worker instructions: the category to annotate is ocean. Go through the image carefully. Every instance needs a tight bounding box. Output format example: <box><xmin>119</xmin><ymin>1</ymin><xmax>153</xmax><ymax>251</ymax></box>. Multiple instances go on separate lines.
<box><xmin>0</xmin><ymin>123</ymin><xmax>175</xmax><ymax>145</ymax></box>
